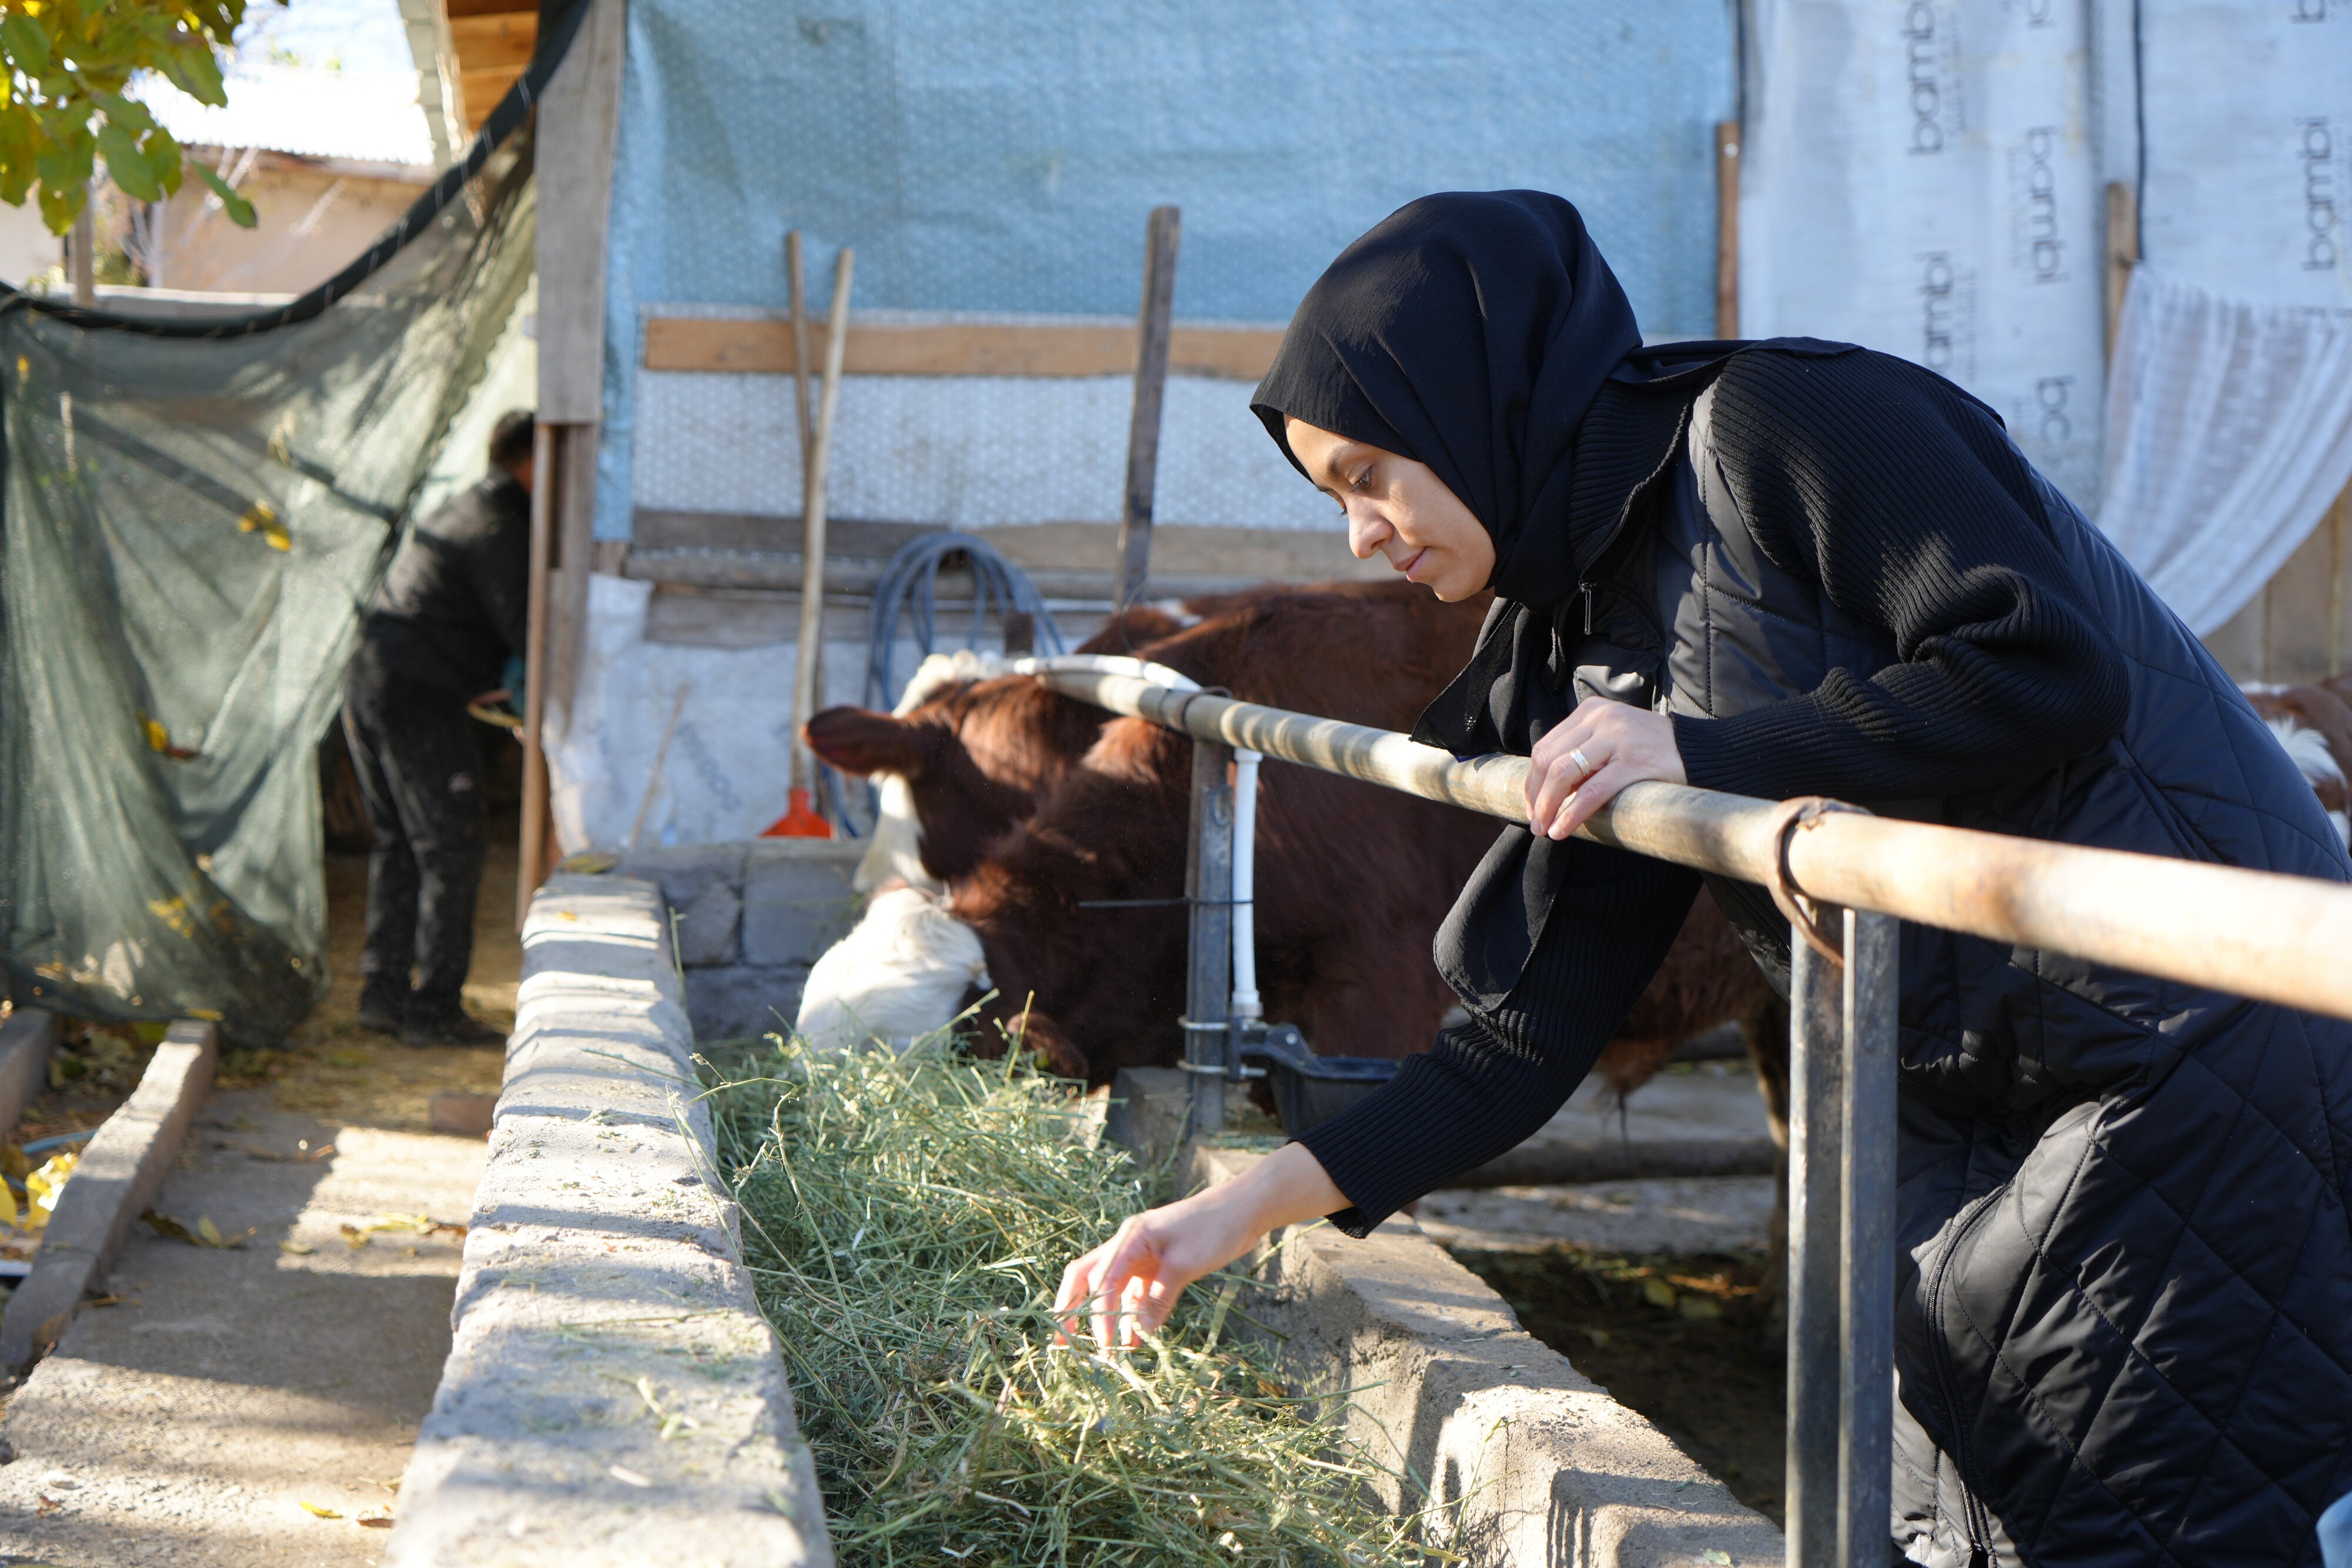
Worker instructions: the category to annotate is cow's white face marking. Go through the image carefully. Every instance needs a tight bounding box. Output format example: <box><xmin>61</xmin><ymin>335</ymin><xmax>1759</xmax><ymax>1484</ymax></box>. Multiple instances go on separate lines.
<box><xmin>2264</xmin><ymin>715</ymin><xmax>2351</xmax><ymax>845</ymax></box>
<box><xmin>849</xmin><ymin>653</ymin><xmax>999</xmax><ymax>895</ymax></box>
<box><xmin>796</xmin><ymin>887</ymin><xmax>991</xmax><ymax>1051</ymax></box>
<box><xmin>855</xmin><ymin>773</ymin><xmax>940</xmax><ymax>894</ymax></box>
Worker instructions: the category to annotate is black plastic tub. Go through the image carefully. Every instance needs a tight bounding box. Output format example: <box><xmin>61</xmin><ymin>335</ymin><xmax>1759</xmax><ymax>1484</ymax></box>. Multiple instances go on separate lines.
<box><xmin>1240</xmin><ymin>1024</ymin><xmax>1402</xmax><ymax>1136</ymax></box>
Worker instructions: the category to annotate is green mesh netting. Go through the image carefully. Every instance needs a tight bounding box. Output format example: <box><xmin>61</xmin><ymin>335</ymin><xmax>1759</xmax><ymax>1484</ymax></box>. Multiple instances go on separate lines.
<box><xmin>0</xmin><ymin>121</ymin><xmax>541</xmax><ymax>1047</ymax></box>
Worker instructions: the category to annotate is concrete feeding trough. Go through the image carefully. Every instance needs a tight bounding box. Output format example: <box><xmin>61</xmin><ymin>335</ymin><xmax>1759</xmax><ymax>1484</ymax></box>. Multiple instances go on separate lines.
<box><xmin>410</xmin><ymin>865</ymin><xmax>1786</xmax><ymax>1566</ymax></box>
<box><xmin>602</xmin><ymin>840</ymin><xmax>864</xmax><ymax>1040</ymax></box>
<box><xmin>390</xmin><ymin>873</ymin><xmax>832</xmax><ymax>1567</ymax></box>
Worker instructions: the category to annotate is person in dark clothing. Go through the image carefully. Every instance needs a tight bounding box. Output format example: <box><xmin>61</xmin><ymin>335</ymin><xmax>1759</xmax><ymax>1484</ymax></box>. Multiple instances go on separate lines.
<box><xmin>345</xmin><ymin>409</ymin><xmax>534</xmax><ymax>1046</ymax></box>
<box><xmin>1055</xmin><ymin>194</ymin><xmax>2352</xmax><ymax>1565</ymax></box>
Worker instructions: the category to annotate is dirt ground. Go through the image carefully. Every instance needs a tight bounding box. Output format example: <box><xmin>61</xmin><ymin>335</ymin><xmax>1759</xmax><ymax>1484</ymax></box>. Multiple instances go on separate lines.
<box><xmin>0</xmin><ymin>800</ymin><xmax>521</xmax><ymax>1566</ymax></box>
<box><xmin>1454</xmin><ymin>1245</ymin><xmax>1787</xmax><ymax>1524</ymax></box>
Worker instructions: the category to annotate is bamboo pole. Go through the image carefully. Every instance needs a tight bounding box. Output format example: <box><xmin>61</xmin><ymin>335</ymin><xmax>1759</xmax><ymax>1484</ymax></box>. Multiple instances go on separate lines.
<box><xmin>1030</xmin><ymin>667</ymin><xmax>2352</xmax><ymax>1024</ymax></box>
<box><xmin>787</xmin><ymin>249</ymin><xmax>856</xmax><ymax>807</ymax></box>
<box><xmin>786</xmin><ymin>230</ymin><xmax>815</xmax><ymax>479</ymax></box>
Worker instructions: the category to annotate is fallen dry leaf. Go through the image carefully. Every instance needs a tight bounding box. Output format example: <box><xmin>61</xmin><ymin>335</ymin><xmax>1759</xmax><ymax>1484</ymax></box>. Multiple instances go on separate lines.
<box><xmin>299</xmin><ymin>1500</ymin><xmax>342</xmax><ymax>1519</ymax></box>
<box><xmin>339</xmin><ymin>1223</ymin><xmax>370</xmax><ymax>1250</ymax></box>
<box><xmin>356</xmin><ymin>1506</ymin><xmax>394</xmax><ymax>1528</ymax></box>
<box><xmin>278</xmin><ymin>1239</ymin><xmax>315</xmax><ymax>1256</ymax></box>
<box><xmin>143</xmin><ymin>1210</ymin><xmax>255</xmax><ymax>1249</ymax></box>
<box><xmin>607</xmin><ymin>1464</ymin><xmax>651</xmax><ymax>1488</ymax></box>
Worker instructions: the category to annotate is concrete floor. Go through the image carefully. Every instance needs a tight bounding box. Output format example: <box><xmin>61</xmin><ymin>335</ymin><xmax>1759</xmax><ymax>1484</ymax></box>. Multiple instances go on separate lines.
<box><xmin>1417</xmin><ymin>1062</ymin><xmax>1781</xmax><ymax>1255</ymax></box>
<box><xmin>0</xmin><ymin>819</ymin><xmax>522</xmax><ymax>1566</ymax></box>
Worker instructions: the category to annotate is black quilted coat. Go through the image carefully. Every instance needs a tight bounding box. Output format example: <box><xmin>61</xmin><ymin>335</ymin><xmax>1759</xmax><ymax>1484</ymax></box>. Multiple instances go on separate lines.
<box><xmin>1576</xmin><ymin>348</ymin><xmax>2352</xmax><ymax>1565</ymax></box>
<box><xmin>1258</xmin><ymin>196</ymin><xmax>2352</xmax><ymax>1558</ymax></box>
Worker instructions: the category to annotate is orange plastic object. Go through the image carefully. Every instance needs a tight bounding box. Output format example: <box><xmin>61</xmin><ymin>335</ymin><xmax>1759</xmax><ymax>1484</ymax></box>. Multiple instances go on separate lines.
<box><xmin>761</xmin><ymin>787</ymin><xmax>832</xmax><ymax>839</ymax></box>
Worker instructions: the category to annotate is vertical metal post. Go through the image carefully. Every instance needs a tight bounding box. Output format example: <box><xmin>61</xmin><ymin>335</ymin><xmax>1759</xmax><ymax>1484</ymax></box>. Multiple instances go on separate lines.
<box><xmin>1839</xmin><ymin>911</ymin><xmax>1900</xmax><ymax>1568</ymax></box>
<box><xmin>1182</xmin><ymin>735</ymin><xmax>1233</xmax><ymax>1137</ymax></box>
<box><xmin>1785</xmin><ymin>926</ymin><xmax>1846</xmax><ymax>1567</ymax></box>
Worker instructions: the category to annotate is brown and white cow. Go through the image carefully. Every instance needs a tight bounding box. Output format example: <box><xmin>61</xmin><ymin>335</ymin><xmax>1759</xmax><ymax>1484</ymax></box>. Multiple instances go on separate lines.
<box><xmin>2242</xmin><ymin>683</ymin><xmax>2352</xmax><ymax>844</ymax></box>
<box><xmin>801</xmin><ymin>580</ymin><xmax>1786</xmax><ymax>1121</ymax></box>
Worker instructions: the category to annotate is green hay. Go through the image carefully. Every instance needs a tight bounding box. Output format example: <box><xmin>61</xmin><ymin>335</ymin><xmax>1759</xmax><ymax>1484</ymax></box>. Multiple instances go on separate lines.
<box><xmin>706</xmin><ymin>1036</ymin><xmax>1445</xmax><ymax>1567</ymax></box>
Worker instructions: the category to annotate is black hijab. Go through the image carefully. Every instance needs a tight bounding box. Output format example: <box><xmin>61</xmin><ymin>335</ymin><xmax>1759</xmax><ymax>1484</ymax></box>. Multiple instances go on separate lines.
<box><xmin>1251</xmin><ymin>191</ymin><xmax>1642</xmax><ymax>606</ymax></box>
<box><xmin>1252</xmin><ymin>193</ymin><xmax>1742</xmax><ymax>1017</ymax></box>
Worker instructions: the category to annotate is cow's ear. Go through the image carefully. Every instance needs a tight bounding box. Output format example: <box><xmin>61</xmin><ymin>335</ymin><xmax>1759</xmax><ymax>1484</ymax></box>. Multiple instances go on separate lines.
<box><xmin>804</xmin><ymin>706</ymin><xmax>936</xmax><ymax>778</ymax></box>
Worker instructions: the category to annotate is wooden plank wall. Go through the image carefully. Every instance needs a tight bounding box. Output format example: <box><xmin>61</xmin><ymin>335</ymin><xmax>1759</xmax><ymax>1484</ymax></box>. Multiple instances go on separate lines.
<box><xmin>643</xmin><ymin>317</ymin><xmax>1285</xmax><ymax>382</ymax></box>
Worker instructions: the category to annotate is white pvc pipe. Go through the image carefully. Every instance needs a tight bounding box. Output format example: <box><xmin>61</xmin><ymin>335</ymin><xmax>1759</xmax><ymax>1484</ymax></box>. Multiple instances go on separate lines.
<box><xmin>1008</xmin><ymin>652</ymin><xmax>1200</xmax><ymax>694</ymax></box>
<box><xmin>1230</xmin><ymin>747</ymin><xmax>1262</xmax><ymax>1021</ymax></box>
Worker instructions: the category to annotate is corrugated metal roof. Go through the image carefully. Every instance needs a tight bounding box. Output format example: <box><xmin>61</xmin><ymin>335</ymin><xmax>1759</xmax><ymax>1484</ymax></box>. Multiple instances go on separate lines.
<box><xmin>141</xmin><ymin>65</ymin><xmax>436</xmax><ymax>169</ymax></box>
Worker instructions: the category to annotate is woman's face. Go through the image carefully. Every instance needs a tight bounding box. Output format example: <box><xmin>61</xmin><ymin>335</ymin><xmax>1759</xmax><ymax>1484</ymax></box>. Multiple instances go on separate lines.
<box><xmin>1284</xmin><ymin>418</ymin><xmax>1495</xmax><ymax>601</ymax></box>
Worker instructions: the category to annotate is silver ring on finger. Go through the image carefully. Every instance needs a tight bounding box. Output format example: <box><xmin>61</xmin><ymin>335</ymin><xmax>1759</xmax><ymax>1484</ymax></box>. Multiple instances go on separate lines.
<box><xmin>1569</xmin><ymin>746</ymin><xmax>1595</xmax><ymax>780</ymax></box>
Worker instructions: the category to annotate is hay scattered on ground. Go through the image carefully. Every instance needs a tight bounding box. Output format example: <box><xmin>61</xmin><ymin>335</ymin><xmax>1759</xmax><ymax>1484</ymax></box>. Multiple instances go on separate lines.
<box><xmin>706</xmin><ymin>1037</ymin><xmax>1442</xmax><ymax>1566</ymax></box>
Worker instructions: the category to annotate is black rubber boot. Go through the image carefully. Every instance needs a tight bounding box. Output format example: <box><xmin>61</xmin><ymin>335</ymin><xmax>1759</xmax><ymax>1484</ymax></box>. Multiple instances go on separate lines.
<box><xmin>355</xmin><ymin>979</ymin><xmax>412</xmax><ymax>1036</ymax></box>
<box><xmin>403</xmin><ymin>999</ymin><xmax>506</xmax><ymax>1049</ymax></box>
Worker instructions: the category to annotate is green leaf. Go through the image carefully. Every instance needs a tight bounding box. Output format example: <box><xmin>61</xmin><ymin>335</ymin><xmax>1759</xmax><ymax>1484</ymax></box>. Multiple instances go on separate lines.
<box><xmin>96</xmin><ymin>121</ymin><xmax>158</xmax><ymax>201</ymax></box>
<box><xmin>0</xmin><ymin>16</ymin><xmax>51</xmax><ymax>74</ymax></box>
<box><xmin>142</xmin><ymin>125</ymin><xmax>182</xmax><ymax>193</ymax></box>
<box><xmin>35</xmin><ymin>180</ymin><xmax>81</xmax><ymax>238</ymax></box>
<box><xmin>92</xmin><ymin>92</ymin><xmax>153</xmax><ymax>135</ymax></box>
<box><xmin>155</xmin><ymin>45</ymin><xmax>226</xmax><ymax>108</ymax></box>
<box><xmin>0</xmin><ymin>108</ymin><xmax>39</xmax><ymax>208</ymax></box>
<box><xmin>193</xmin><ymin>161</ymin><xmax>255</xmax><ymax>229</ymax></box>
<box><xmin>35</xmin><ymin>129</ymin><xmax>95</xmax><ymax>193</ymax></box>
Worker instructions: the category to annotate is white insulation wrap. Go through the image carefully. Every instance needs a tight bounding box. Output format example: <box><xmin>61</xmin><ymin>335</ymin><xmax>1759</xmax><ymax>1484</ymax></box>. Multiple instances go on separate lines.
<box><xmin>2140</xmin><ymin>0</ymin><xmax>2352</xmax><ymax>310</ymax></box>
<box><xmin>2097</xmin><ymin>266</ymin><xmax>2352</xmax><ymax>635</ymax></box>
<box><xmin>546</xmin><ymin>574</ymin><xmax>878</xmax><ymax>851</ymax></box>
<box><xmin>1740</xmin><ymin>0</ymin><xmax>2106</xmax><ymax>506</ymax></box>
<box><xmin>631</xmin><ymin>313</ymin><xmax>1333</xmax><ymax>531</ymax></box>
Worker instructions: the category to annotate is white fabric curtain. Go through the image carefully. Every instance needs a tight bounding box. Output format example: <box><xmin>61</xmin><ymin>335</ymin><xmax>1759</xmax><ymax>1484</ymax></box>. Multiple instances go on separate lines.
<box><xmin>2097</xmin><ymin>266</ymin><xmax>2352</xmax><ymax>637</ymax></box>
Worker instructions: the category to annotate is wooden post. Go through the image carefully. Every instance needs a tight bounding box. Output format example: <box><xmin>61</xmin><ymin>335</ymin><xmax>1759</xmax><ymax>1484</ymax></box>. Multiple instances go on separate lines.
<box><xmin>1715</xmin><ymin>121</ymin><xmax>1740</xmax><ymax>339</ymax></box>
<box><xmin>546</xmin><ymin>422</ymin><xmax>598</xmax><ymax>716</ymax></box>
<box><xmin>2332</xmin><ymin>487</ymin><xmax>2348</xmax><ymax>678</ymax></box>
<box><xmin>2105</xmin><ymin>179</ymin><xmax>2140</xmax><ymax>366</ymax></box>
<box><xmin>518</xmin><ymin>422</ymin><xmax>557</xmax><ymax>928</ymax></box>
<box><xmin>1116</xmin><ymin>206</ymin><xmax>1181</xmax><ymax>611</ymax></box>
<box><xmin>525</xmin><ymin>0</ymin><xmax>624</xmax><ymax>904</ymax></box>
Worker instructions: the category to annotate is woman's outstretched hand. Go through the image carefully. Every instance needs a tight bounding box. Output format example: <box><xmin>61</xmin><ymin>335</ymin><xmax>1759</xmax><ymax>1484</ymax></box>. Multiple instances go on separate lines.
<box><xmin>1054</xmin><ymin>1141</ymin><xmax>1348</xmax><ymax>1351</ymax></box>
<box><xmin>1526</xmin><ymin>697</ymin><xmax>1687</xmax><ymax>841</ymax></box>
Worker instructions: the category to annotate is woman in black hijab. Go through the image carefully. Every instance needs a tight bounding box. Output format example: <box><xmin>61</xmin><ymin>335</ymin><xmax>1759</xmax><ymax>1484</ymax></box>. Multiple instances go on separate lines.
<box><xmin>1057</xmin><ymin>192</ymin><xmax>2352</xmax><ymax>1566</ymax></box>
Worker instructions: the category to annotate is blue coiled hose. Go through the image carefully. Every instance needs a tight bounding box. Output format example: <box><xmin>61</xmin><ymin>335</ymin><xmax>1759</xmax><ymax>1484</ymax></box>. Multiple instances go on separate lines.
<box><xmin>863</xmin><ymin>531</ymin><xmax>1066</xmax><ymax>711</ymax></box>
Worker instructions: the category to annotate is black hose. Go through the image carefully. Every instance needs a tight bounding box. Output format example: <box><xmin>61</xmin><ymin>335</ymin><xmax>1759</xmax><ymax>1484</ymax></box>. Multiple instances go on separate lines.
<box><xmin>863</xmin><ymin>531</ymin><xmax>1066</xmax><ymax>710</ymax></box>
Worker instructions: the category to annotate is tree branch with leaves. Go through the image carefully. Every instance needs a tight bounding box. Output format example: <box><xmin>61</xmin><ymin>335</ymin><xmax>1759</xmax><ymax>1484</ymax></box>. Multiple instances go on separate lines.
<box><xmin>0</xmin><ymin>0</ymin><xmax>283</xmax><ymax>235</ymax></box>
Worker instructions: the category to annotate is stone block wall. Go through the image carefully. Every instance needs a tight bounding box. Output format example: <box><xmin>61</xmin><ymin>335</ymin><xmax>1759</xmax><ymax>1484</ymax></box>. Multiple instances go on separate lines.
<box><xmin>606</xmin><ymin>840</ymin><xmax>863</xmax><ymax>1041</ymax></box>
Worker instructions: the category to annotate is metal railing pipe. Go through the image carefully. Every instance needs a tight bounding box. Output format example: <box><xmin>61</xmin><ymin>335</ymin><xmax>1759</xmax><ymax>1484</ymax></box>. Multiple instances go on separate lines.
<box><xmin>1028</xmin><ymin>667</ymin><xmax>2352</xmax><ymax>1024</ymax></box>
